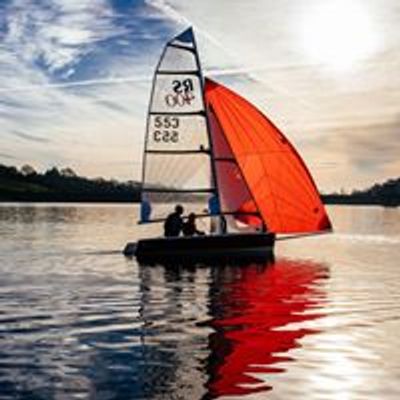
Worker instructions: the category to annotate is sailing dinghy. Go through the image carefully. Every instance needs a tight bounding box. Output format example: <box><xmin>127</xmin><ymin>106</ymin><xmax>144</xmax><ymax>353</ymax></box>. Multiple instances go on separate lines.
<box><xmin>123</xmin><ymin>27</ymin><xmax>331</xmax><ymax>262</ymax></box>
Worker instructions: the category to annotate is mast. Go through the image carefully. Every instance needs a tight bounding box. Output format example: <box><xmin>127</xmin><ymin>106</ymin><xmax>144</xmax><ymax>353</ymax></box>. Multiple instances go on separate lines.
<box><xmin>191</xmin><ymin>29</ymin><xmax>224</xmax><ymax>232</ymax></box>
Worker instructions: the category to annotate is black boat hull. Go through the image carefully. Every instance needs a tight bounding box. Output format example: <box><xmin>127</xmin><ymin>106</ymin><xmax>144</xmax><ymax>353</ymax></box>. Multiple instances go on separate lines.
<box><xmin>124</xmin><ymin>232</ymin><xmax>275</xmax><ymax>264</ymax></box>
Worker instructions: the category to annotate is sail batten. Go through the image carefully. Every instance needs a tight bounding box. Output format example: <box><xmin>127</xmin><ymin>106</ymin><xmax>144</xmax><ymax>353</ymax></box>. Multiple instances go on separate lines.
<box><xmin>205</xmin><ymin>78</ymin><xmax>332</xmax><ymax>234</ymax></box>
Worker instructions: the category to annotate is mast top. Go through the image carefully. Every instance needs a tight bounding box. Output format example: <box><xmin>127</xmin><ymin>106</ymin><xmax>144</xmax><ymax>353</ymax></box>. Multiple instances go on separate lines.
<box><xmin>171</xmin><ymin>27</ymin><xmax>194</xmax><ymax>44</ymax></box>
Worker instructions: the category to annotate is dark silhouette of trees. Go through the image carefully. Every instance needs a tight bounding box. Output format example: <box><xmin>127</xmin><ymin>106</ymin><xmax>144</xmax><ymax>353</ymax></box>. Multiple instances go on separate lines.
<box><xmin>0</xmin><ymin>162</ymin><xmax>399</xmax><ymax>206</ymax></box>
<box><xmin>0</xmin><ymin>163</ymin><xmax>140</xmax><ymax>202</ymax></box>
<box><xmin>20</xmin><ymin>164</ymin><xmax>37</xmax><ymax>176</ymax></box>
<box><xmin>323</xmin><ymin>177</ymin><xmax>400</xmax><ymax>207</ymax></box>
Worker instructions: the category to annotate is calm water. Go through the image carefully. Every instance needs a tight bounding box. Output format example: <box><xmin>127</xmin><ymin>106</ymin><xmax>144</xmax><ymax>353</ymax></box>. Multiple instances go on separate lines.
<box><xmin>0</xmin><ymin>204</ymin><xmax>399</xmax><ymax>399</ymax></box>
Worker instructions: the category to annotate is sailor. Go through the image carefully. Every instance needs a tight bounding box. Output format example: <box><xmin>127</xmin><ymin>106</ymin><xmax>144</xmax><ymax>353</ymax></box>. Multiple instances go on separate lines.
<box><xmin>182</xmin><ymin>213</ymin><xmax>205</xmax><ymax>236</ymax></box>
<box><xmin>140</xmin><ymin>197</ymin><xmax>152</xmax><ymax>223</ymax></box>
<box><xmin>164</xmin><ymin>204</ymin><xmax>184</xmax><ymax>237</ymax></box>
<box><xmin>208</xmin><ymin>194</ymin><xmax>227</xmax><ymax>234</ymax></box>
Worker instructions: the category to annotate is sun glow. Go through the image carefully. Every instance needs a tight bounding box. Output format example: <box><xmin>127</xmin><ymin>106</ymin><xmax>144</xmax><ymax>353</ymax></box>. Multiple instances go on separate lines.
<box><xmin>300</xmin><ymin>1</ymin><xmax>379</xmax><ymax>71</ymax></box>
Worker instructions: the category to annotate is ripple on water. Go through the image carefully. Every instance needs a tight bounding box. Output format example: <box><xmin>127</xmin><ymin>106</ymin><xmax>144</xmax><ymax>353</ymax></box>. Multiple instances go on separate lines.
<box><xmin>1</xmin><ymin>205</ymin><xmax>400</xmax><ymax>399</ymax></box>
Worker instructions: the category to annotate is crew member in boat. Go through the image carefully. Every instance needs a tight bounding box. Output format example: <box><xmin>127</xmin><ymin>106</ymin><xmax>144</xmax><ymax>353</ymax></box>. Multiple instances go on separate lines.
<box><xmin>140</xmin><ymin>197</ymin><xmax>152</xmax><ymax>223</ymax></box>
<box><xmin>182</xmin><ymin>213</ymin><xmax>205</xmax><ymax>236</ymax></box>
<box><xmin>208</xmin><ymin>194</ymin><xmax>227</xmax><ymax>234</ymax></box>
<box><xmin>164</xmin><ymin>205</ymin><xmax>184</xmax><ymax>237</ymax></box>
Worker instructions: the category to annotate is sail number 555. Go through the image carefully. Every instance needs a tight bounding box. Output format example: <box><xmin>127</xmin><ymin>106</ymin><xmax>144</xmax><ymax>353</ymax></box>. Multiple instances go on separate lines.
<box><xmin>153</xmin><ymin>116</ymin><xmax>180</xmax><ymax>143</ymax></box>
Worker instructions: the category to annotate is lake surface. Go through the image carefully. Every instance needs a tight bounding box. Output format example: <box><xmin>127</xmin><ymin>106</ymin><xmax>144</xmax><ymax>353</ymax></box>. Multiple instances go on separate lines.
<box><xmin>0</xmin><ymin>204</ymin><xmax>399</xmax><ymax>399</ymax></box>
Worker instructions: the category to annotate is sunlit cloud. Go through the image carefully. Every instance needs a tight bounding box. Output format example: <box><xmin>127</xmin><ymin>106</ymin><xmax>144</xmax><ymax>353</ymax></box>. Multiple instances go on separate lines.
<box><xmin>299</xmin><ymin>0</ymin><xmax>380</xmax><ymax>72</ymax></box>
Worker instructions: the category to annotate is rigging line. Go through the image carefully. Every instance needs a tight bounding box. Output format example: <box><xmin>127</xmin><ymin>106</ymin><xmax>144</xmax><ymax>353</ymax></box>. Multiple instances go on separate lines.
<box><xmin>276</xmin><ymin>231</ymin><xmax>331</xmax><ymax>241</ymax></box>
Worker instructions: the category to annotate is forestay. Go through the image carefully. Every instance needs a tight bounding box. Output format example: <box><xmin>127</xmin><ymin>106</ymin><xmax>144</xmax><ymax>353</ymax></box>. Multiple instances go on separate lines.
<box><xmin>140</xmin><ymin>28</ymin><xmax>216</xmax><ymax>223</ymax></box>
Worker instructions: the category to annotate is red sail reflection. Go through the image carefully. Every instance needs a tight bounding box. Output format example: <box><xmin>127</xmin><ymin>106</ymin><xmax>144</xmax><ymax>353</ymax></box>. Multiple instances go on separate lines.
<box><xmin>205</xmin><ymin>259</ymin><xmax>329</xmax><ymax>398</ymax></box>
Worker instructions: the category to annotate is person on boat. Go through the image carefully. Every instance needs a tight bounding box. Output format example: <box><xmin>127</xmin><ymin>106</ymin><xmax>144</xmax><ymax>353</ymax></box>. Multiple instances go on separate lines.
<box><xmin>208</xmin><ymin>194</ymin><xmax>227</xmax><ymax>234</ymax></box>
<box><xmin>164</xmin><ymin>204</ymin><xmax>184</xmax><ymax>237</ymax></box>
<box><xmin>182</xmin><ymin>213</ymin><xmax>205</xmax><ymax>236</ymax></box>
<box><xmin>140</xmin><ymin>197</ymin><xmax>152</xmax><ymax>223</ymax></box>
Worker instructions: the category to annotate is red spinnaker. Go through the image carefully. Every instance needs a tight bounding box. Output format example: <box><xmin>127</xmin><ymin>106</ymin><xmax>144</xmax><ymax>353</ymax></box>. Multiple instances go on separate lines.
<box><xmin>205</xmin><ymin>78</ymin><xmax>332</xmax><ymax>234</ymax></box>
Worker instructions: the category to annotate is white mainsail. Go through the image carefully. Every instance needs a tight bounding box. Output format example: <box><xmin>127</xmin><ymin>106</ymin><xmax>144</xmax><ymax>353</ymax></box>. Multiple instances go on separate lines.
<box><xmin>140</xmin><ymin>27</ymin><xmax>218</xmax><ymax>223</ymax></box>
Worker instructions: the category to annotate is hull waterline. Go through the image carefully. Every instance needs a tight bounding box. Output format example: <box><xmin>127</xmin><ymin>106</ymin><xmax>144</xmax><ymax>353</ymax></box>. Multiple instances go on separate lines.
<box><xmin>124</xmin><ymin>232</ymin><xmax>275</xmax><ymax>264</ymax></box>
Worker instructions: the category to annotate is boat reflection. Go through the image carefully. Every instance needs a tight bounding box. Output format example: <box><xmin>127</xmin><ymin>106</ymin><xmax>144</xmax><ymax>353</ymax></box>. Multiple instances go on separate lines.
<box><xmin>203</xmin><ymin>258</ymin><xmax>329</xmax><ymax>399</ymax></box>
<box><xmin>137</xmin><ymin>256</ymin><xmax>329</xmax><ymax>399</ymax></box>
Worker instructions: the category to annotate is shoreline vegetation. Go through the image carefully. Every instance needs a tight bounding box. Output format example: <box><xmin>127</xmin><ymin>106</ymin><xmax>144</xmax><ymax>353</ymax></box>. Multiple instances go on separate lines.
<box><xmin>0</xmin><ymin>164</ymin><xmax>399</xmax><ymax>207</ymax></box>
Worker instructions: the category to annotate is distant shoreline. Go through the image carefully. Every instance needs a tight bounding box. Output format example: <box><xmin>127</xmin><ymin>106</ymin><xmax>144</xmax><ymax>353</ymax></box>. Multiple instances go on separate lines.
<box><xmin>0</xmin><ymin>199</ymin><xmax>398</xmax><ymax>208</ymax></box>
<box><xmin>1</xmin><ymin>164</ymin><xmax>399</xmax><ymax>207</ymax></box>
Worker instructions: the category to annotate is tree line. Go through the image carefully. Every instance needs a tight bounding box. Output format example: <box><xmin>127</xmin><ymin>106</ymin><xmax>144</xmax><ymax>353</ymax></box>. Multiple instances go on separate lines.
<box><xmin>0</xmin><ymin>164</ymin><xmax>140</xmax><ymax>202</ymax></box>
<box><xmin>0</xmin><ymin>163</ymin><xmax>399</xmax><ymax>206</ymax></box>
<box><xmin>322</xmin><ymin>178</ymin><xmax>400</xmax><ymax>207</ymax></box>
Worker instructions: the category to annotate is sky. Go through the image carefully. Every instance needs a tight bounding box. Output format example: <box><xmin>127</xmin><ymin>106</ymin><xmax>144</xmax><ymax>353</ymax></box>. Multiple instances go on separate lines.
<box><xmin>1</xmin><ymin>0</ymin><xmax>399</xmax><ymax>192</ymax></box>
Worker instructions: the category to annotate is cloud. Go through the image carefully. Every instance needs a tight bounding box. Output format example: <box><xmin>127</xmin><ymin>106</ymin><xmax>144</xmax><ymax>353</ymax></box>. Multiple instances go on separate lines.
<box><xmin>0</xmin><ymin>0</ymin><xmax>175</xmax><ymax>179</ymax></box>
<box><xmin>0</xmin><ymin>75</ymin><xmax>152</xmax><ymax>94</ymax></box>
<box><xmin>3</xmin><ymin>0</ymin><xmax>127</xmax><ymax>74</ymax></box>
<box><xmin>0</xmin><ymin>152</ymin><xmax>17</xmax><ymax>160</ymax></box>
<box><xmin>9</xmin><ymin>130</ymin><xmax>50</xmax><ymax>143</ymax></box>
<box><xmin>323</xmin><ymin>119</ymin><xmax>400</xmax><ymax>170</ymax></box>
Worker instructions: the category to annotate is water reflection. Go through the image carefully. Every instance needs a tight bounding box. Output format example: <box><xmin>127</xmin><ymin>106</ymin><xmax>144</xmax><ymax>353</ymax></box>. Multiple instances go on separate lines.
<box><xmin>203</xmin><ymin>259</ymin><xmax>329</xmax><ymax>399</ymax></box>
<box><xmin>1</xmin><ymin>204</ymin><xmax>399</xmax><ymax>399</ymax></box>
<box><xmin>136</xmin><ymin>258</ymin><xmax>329</xmax><ymax>399</ymax></box>
<box><xmin>137</xmin><ymin>263</ymin><xmax>212</xmax><ymax>399</ymax></box>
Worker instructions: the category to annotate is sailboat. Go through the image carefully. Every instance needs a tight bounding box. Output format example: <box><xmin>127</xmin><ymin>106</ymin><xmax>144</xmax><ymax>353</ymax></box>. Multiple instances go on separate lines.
<box><xmin>123</xmin><ymin>27</ymin><xmax>331</xmax><ymax>262</ymax></box>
